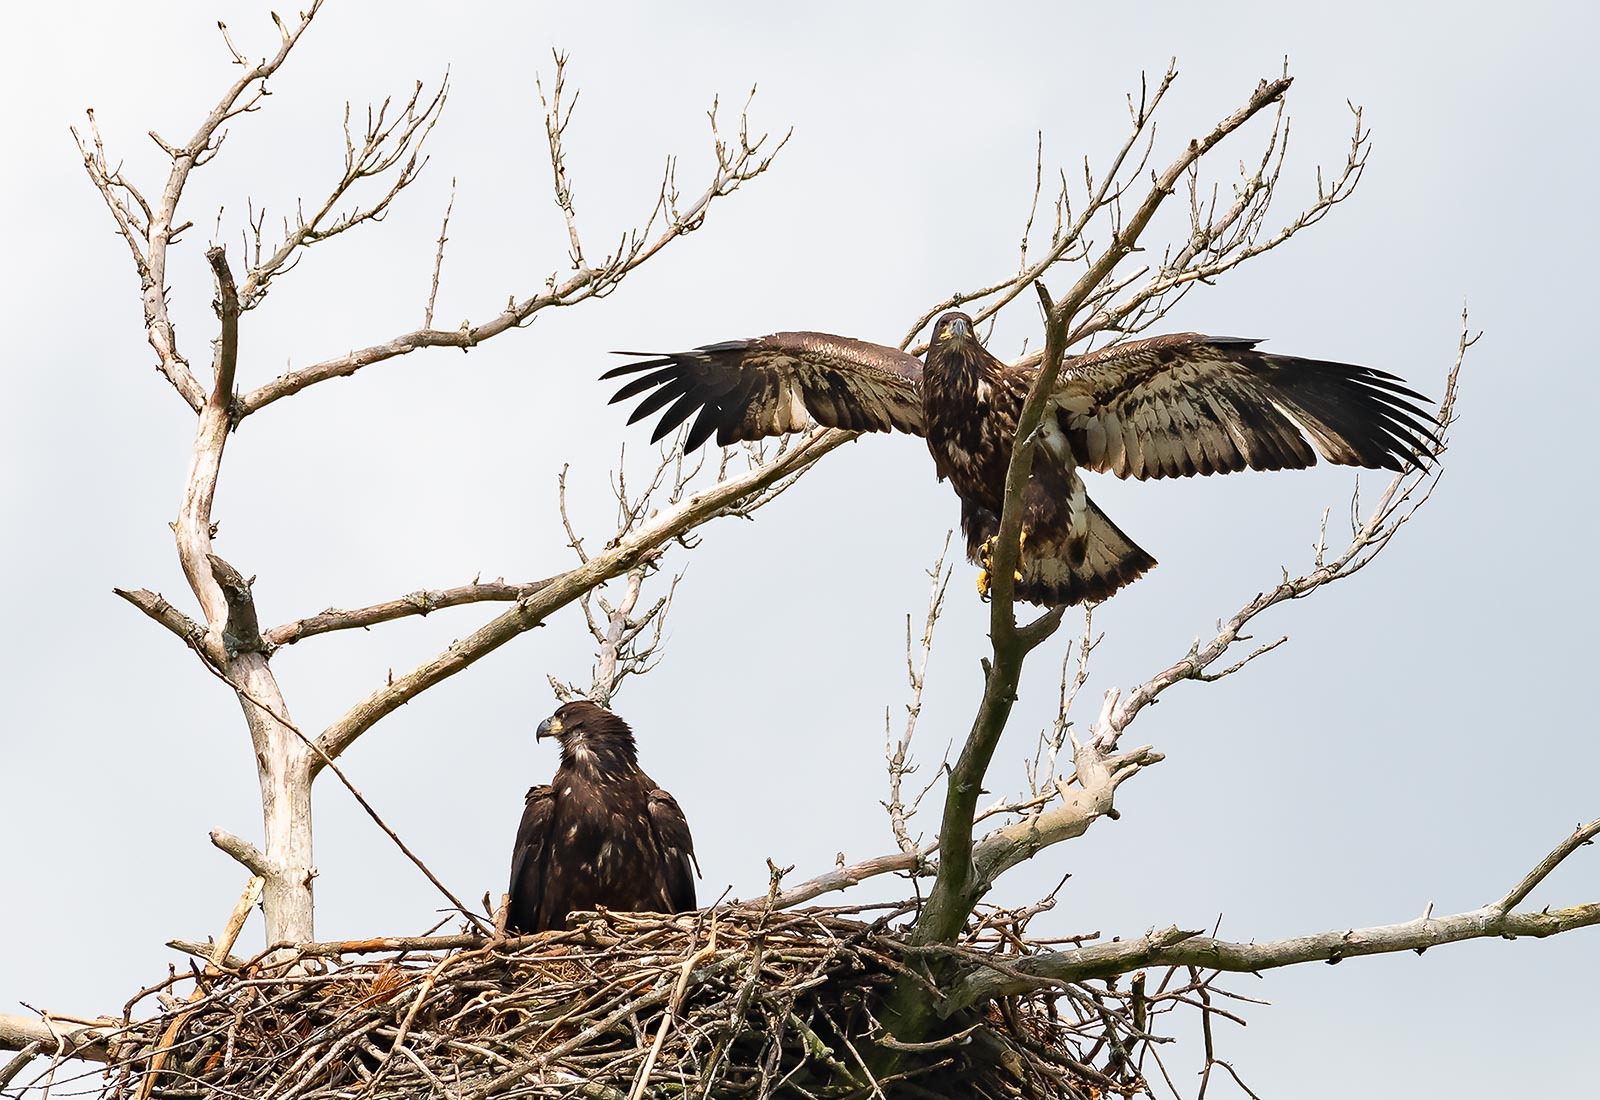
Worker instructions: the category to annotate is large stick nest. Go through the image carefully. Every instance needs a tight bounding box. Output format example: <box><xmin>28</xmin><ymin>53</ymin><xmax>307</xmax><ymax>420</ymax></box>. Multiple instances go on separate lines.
<box><xmin>60</xmin><ymin>905</ymin><xmax>1158</xmax><ymax>1100</ymax></box>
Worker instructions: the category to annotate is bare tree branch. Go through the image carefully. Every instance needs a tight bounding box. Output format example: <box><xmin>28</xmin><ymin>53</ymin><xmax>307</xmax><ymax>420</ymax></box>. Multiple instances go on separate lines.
<box><xmin>263</xmin><ymin>577</ymin><xmax>554</xmax><ymax>649</ymax></box>
<box><xmin>766</xmin><ymin>850</ymin><xmax>930</xmax><ymax>911</ymax></box>
<box><xmin>0</xmin><ymin>1015</ymin><xmax>115</xmax><ymax>1070</ymax></box>
<box><xmin>313</xmin><ymin>428</ymin><xmax>850</xmax><ymax>769</ymax></box>
<box><xmin>883</xmin><ymin>537</ymin><xmax>953</xmax><ymax>856</ymax></box>
<box><xmin>112</xmin><ymin>588</ymin><xmax>209</xmax><ymax>656</ymax></box>
<box><xmin>423</xmin><ymin>178</ymin><xmax>456</xmax><ymax>328</ymax></box>
<box><xmin>537</xmin><ymin>52</ymin><xmax>587</xmax><ymax>268</ymax></box>
<box><xmin>548</xmin><ymin>441</ymin><xmax>713</xmax><ymax>707</ymax></box>
<box><xmin>1090</xmin><ymin>320</ymin><xmax>1467</xmax><ymax>758</ymax></box>
<box><xmin>209</xmin><ymin>829</ymin><xmax>272</xmax><ymax>878</ymax></box>
<box><xmin>70</xmin><ymin>3</ymin><xmax>325</xmax><ymax>413</ymax></box>
<box><xmin>238</xmin><ymin>78</ymin><xmax>448</xmax><ymax>309</ymax></box>
<box><xmin>945</xmin><ymin>818</ymin><xmax>1600</xmax><ymax>1012</ymax></box>
<box><xmin>900</xmin><ymin>64</ymin><xmax>1180</xmax><ymax>352</ymax></box>
<box><xmin>188</xmin><ymin>655</ymin><xmax>491</xmax><ymax>936</ymax></box>
<box><xmin>1494</xmin><ymin>818</ymin><xmax>1600</xmax><ymax>914</ymax></box>
<box><xmin>1014</xmin><ymin>87</ymin><xmax>1370</xmax><ymax>371</ymax></box>
<box><xmin>176</xmin><ymin>249</ymin><xmax>243</xmax><ymax>661</ymax></box>
<box><xmin>236</xmin><ymin>70</ymin><xmax>790</xmax><ymax>418</ymax></box>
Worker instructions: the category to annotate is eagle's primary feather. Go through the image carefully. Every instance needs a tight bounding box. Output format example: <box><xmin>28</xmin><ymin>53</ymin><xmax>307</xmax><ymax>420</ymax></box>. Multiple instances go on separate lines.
<box><xmin>602</xmin><ymin>312</ymin><xmax>1437</xmax><ymax>606</ymax></box>
<box><xmin>506</xmin><ymin>700</ymin><xmax>697</xmax><ymax>934</ymax></box>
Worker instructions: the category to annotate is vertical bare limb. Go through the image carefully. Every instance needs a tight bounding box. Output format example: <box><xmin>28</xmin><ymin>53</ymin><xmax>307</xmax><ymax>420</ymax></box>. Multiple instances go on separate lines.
<box><xmin>883</xmin><ymin>537</ymin><xmax>953</xmax><ymax>855</ymax></box>
<box><xmin>549</xmin><ymin>439</ymin><xmax>797</xmax><ymax>709</ymax></box>
<box><xmin>550</xmin><ymin>562</ymin><xmax>681</xmax><ymax>709</ymax></box>
<box><xmin>161</xmin><ymin>248</ymin><xmax>315</xmax><ymax>949</ymax></box>
<box><xmin>423</xmin><ymin>178</ymin><xmax>456</xmax><ymax>328</ymax></box>
<box><xmin>537</xmin><ymin>52</ymin><xmax>587</xmax><ymax>268</ymax></box>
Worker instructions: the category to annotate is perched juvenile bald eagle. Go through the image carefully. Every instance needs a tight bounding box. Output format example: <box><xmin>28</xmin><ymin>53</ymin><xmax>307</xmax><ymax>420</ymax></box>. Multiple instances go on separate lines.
<box><xmin>506</xmin><ymin>700</ymin><xmax>698</xmax><ymax>934</ymax></box>
<box><xmin>602</xmin><ymin>313</ymin><xmax>1436</xmax><ymax>605</ymax></box>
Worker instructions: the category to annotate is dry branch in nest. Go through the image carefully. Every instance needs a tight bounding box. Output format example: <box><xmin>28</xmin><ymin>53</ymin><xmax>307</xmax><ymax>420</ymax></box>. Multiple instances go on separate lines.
<box><xmin>22</xmin><ymin>905</ymin><xmax>1214</xmax><ymax>1100</ymax></box>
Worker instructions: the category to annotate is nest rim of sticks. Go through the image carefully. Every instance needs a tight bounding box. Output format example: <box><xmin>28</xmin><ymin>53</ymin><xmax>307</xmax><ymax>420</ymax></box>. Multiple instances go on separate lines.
<box><xmin>29</xmin><ymin>902</ymin><xmax>1181</xmax><ymax>1100</ymax></box>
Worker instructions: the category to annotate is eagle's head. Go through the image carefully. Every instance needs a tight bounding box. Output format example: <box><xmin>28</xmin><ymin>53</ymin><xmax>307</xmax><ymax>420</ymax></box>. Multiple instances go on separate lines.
<box><xmin>537</xmin><ymin>700</ymin><xmax>639</xmax><ymax>773</ymax></box>
<box><xmin>926</xmin><ymin>311</ymin><xmax>995</xmax><ymax>392</ymax></box>
<box><xmin>931</xmin><ymin>311</ymin><xmax>977</xmax><ymax>347</ymax></box>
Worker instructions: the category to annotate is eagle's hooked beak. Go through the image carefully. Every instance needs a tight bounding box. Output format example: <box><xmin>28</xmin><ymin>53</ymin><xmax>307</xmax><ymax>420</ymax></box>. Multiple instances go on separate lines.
<box><xmin>536</xmin><ymin>715</ymin><xmax>561</xmax><ymax>741</ymax></box>
<box><xmin>949</xmin><ymin>316</ymin><xmax>972</xmax><ymax>338</ymax></box>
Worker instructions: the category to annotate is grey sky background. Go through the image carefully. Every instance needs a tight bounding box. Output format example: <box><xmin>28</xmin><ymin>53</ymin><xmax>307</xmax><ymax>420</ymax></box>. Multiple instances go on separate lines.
<box><xmin>4</xmin><ymin>1</ymin><xmax>1596</xmax><ymax>1095</ymax></box>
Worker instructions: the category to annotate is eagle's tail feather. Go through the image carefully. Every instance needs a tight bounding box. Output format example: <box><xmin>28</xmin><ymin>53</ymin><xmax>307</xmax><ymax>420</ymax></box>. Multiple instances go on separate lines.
<box><xmin>1017</xmin><ymin>497</ymin><xmax>1156</xmax><ymax>607</ymax></box>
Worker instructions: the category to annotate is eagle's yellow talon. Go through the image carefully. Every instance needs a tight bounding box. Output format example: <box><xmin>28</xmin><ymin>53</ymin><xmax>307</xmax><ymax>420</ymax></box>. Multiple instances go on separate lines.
<box><xmin>978</xmin><ymin>531</ymin><xmax>1027</xmax><ymax>596</ymax></box>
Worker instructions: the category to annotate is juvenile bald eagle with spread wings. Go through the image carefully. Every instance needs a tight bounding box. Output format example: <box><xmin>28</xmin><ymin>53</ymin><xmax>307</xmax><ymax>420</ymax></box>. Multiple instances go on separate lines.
<box><xmin>602</xmin><ymin>312</ymin><xmax>1437</xmax><ymax>606</ymax></box>
<box><xmin>507</xmin><ymin>700</ymin><xmax>698</xmax><ymax>934</ymax></box>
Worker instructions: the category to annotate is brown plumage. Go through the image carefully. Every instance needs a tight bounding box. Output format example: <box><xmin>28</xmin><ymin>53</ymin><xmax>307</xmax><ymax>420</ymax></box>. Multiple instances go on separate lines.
<box><xmin>507</xmin><ymin>700</ymin><xmax>698</xmax><ymax>934</ymax></box>
<box><xmin>602</xmin><ymin>311</ymin><xmax>1436</xmax><ymax>605</ymax></box>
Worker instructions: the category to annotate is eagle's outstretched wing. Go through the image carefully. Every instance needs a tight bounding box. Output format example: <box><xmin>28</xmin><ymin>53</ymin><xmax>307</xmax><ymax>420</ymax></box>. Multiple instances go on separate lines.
<box><xmin>646</xmin><ymin>787</ymin><xmax>699</xmax><ymax>915</ymax></box>
<box><xmin>1051</xmin><ymin>334</ymin><xmax>1438</xmax><ymax>481</ymax></box>
<box><xmin>602</xmin><ymin>332</ymin><xmax>925</xmax><ymax>450</ymax></box>
<box><xmin>506</xmin><ymin>785</ymin><xmax>555</xmax><ymax>935</ymax></box>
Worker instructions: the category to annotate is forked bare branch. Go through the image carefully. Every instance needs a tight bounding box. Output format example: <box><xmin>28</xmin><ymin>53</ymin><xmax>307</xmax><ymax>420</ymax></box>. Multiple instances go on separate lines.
<box><xmin>238</xmin><ymin>63</ymin><xmax>790</xmax><ymax>417</ymax></box>
<box><xmin>1090</xmin><ymin>316</ymin><xmax>1468</xmax><ymax>758</ymax></box>
<box><xmin>901</xmin><ymin>63</ymin><xmax>1180</xmax><ymax>352</ymax></box>
<box><xmin>238</xmin><ymin>75</ymin><xmax>450</xmax><ymax>309</ymax></box>
<box><xmin>313</xmin><ymin>428</ymin><xmax>850</xmax><ymax>769</ymax></box>
<box><xmin>882</xmin><ymin>536</ymin><xmax>953</xmax><ymax>856</ymax></box>
<box><xmin>71</xmin><ymin>2</ymin><xmax>326</xmax><ymax>412</ymax></box>
<box><xmin>945</xmin><ymin>815</ymin><xmax>1600</xmax><ymax>1012</ymax></box>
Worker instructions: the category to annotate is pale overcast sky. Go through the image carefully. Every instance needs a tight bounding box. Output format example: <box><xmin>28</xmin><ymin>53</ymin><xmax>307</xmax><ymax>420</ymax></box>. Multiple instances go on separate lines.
<box><xmin>4</xmin><ymin>2</ymin><xmax>1597</xmax><ymax>1096</ymax></box>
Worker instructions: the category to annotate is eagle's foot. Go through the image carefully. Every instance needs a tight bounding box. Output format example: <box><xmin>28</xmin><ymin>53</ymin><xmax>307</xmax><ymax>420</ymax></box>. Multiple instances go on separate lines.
<box><xmin>977</xmin><ymin>531</ymin><xmax>1027</xmax><ymax>599</ymax></box>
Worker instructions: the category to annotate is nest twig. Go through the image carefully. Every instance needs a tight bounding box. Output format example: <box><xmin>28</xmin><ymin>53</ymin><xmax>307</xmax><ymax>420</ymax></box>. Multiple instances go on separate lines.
<box><xmin>18</xmin><ymin>903</ymin><xmax>1239</xmax><ymax>1100</ymax></box>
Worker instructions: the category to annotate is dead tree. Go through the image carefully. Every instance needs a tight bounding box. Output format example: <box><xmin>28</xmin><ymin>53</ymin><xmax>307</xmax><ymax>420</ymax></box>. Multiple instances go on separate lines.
<box><xmin>68</xmin><ymin>2</ymin><xmax>817</xmax><ymax>951</ymax></box>
<box><xmin>5</xmin><ymin>8</ymin><xmax>1597</xmax><ymax>1099</ymax></box>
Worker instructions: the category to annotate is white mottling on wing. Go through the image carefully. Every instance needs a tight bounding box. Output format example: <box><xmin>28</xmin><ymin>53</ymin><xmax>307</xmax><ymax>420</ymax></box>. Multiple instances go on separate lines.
<box><xmin>785</xmin><ymin>381</ymin><xmax>808</xmax><ymax>426</ymax></box>
<box><xmin>1040</xmin><ymin>415</ymin><xmax>1070</xmax><ymax>462</ymax></box>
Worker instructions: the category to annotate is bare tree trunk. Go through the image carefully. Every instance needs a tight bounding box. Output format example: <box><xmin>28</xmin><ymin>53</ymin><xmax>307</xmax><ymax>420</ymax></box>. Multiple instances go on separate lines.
<box><xmin>240</xmin><ymin>660</ymin><xmax>315</xmax><ymax>947</ymax></box>
<box><xmin>164</xmin><ymin>249</ymin><xmax>316</xmax><ymax>947</ymax></box>
<box><xmin>196</xmin><ymin>564</ymin><xmax>315</xmax><ymax>946</ymax></box>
